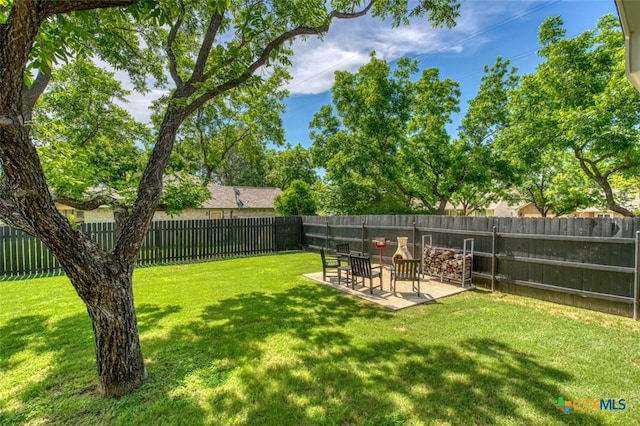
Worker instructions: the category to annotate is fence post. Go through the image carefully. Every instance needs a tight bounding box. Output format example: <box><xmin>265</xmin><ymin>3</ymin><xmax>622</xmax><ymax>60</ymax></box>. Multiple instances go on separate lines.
<box><xmin>0</xmin><ymin>226</ymin><xmax>4</xmax><ymax>277</ymax></box>
<box><xmin>325</xmin><ymin>220</ymin><xmax>329</xmax><ymax>250</ymax></box>
<box><xmin>154</xmin><ymin>223</ymin><xmax>161</xmax><ymax>264</ymax></box>
<box><xmin>412</xmin><ymin>221</ymin><xmax>417</xmax><ymax>259</ymax></box>
<box><xmin>635</xmin><ymin>231</ymin><xmax>639</xmax><ymax>320</ymax></box>
<box><xmin>491</xmin><ymin>226</ymin><xmax>497</xmax><ymax>292</ymax></box>
<box><xmin>361</xmin><ymin>221</ymin><xmax>366</xmax><ymax>254</ymax></box>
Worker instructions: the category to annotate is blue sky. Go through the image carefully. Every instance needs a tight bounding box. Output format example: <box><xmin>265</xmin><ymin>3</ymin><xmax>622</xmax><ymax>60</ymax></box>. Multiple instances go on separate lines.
<box><xmin>280</xmin><ymin>0</ymin><xmax>619</xmax><ymax>149</ymax></box>
<box><xmin>119</xmin><ymin>1</ymin><xmax>620</xmax><ymax>149</ymax></box>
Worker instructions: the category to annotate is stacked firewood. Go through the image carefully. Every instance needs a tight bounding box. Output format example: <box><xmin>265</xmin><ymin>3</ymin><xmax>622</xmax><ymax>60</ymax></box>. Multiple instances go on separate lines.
<box><xmin>422</xmin><ymin>246</ymin><xmax>471</xmax><ymax>282</ymax></box>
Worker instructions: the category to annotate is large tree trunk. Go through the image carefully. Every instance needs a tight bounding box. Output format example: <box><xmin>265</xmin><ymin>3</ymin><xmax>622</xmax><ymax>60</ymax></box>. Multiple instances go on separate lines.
<box><xmin>43</xmin><ymin>234</ymin><xmax>148</xmax><ymax>396</ymax></box>
<box><xmin>435</xmin><ymin>198</ymin><xmax>448</xmax><ymax>215</ymax></box>
<box><xmin>55</xmin><ymin>245</ymin><xmax>147</xmax><ymax>397</ymax></box>
<box><xmin>80</xmin><ymin>269</ymin><xmax>146</xmax><ymax>396</ymax></box>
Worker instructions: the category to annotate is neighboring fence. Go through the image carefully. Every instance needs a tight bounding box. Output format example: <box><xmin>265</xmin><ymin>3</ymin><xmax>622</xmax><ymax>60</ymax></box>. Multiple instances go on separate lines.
<box><xmin>302</xmin><ymin>215</ymin><xmax>640</xmax><ymax>318</ymax></box>
<box><xmin>0</xmin><ymin>216</ymin><xmax>302</xmax><ymax>278</ymax></box>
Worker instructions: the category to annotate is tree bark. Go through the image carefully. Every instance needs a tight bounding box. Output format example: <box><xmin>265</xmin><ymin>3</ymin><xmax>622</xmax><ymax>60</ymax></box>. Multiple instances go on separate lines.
<box><xmin>82</xmin><ymin>265</ymin><xmax>146</xmax><ymax>397</ymax></box>
<box><xmin>28</xmin><ymin>223</ymin><xmax>147</xmax><ymax>396</ymax></box>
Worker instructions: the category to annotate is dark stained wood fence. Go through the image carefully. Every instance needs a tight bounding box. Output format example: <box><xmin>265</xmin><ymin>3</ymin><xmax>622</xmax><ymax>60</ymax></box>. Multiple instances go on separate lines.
<box><xmin>5</xmin><ymin>213</ymin><xmax>639</xmax><ymax>317</ymax></box>
<box><xmin>302</xmin><ymin>215</ymin><xmax>640</xmax><ymax>318</ymax></box>
<box><xmin>0</xmin><ymin>217</ymin><xmax>301</xmax><ymax>279</ymax></box>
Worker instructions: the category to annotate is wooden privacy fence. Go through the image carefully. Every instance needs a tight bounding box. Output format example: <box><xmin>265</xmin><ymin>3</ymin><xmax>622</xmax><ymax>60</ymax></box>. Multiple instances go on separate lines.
<box><xmin>5</xmin><ymin>213</ymin><xmax>639</xmax><ymax>317</ymax></box>
<box><xmin>302</xmin><ymin>215</ymin><xmax>640</xmax><ymax>319</ymax></box>
<box><xmin>0</xmin><ymin>216</ymin><xmax>302</xmax><ymax>279</ymax></box>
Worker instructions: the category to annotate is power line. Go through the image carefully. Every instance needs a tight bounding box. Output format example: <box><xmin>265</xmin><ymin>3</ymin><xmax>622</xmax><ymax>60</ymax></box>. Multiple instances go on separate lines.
<box><xmin>410</xmin><ymin>0</ymin><xmax>559</xmax><ymax>63</ymax></box>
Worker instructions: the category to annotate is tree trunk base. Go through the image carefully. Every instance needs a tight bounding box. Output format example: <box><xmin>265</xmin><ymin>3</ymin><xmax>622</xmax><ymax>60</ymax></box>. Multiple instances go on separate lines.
<box><xmin>82</xmin><ymin>272</ymin><xmax>147</xmax><ymax>397</ymax></box>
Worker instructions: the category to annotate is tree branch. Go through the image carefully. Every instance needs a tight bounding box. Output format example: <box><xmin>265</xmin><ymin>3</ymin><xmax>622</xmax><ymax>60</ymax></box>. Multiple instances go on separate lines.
<box><xmin>574</xmin><ymin>149</ymin><xmax>635</xmax><ymax>217</ymax></box>
<box><xmin>183</xmin><ymin>24</ymin><xmax>330</xmax><ymax>118</ymax></box>
<box><xmin>602</xmin><ymin>153</ymin><xmax>639</xmax><ymax>180</ymax></box>
<box><xmin>91</xmin><ymin>13</ymin><xmax>148</xmax><ymax>67</ymax></box>
<box><xmin>189</xmin><ymin>11</ymin><xmax>224</xmax><ymax>84</ymax></box>
<box><xmin>184</xmin><ymin>3</ymin><xmax>378</xmax><ymax>117</ymax></box>
<box><xmin>39</xmin><ymin>0</ymin><xmax>141</xmax><ymax>16</ymax></box>
<box><xmin>53</xmin><ymin>194</ymin><xmax>117</xmax><ymax>211</ymax></box>
<box><xmin>22</xmin><ymin>70</ymin><xmax>50</xmax><ymax>120</ymax></box>
<box><xmin>330</xmin><ymin>2</ymin><xmax>374</xmax><ymax>20</ymax></box>
<box><xmin>165</xmin><ymin>12</ymin><xmax>184</xmax><ymax>87</ymax></box>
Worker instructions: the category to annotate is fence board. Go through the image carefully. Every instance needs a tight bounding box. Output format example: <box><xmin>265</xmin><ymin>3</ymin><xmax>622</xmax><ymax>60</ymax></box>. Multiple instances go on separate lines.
<box><xmin>0</xmin><ymin>217</ymin><xmax>301</xmax><ymax>279</ymax></box>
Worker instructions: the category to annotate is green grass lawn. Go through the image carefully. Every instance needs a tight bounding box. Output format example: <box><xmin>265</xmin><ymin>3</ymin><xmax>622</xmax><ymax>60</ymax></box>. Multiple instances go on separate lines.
<box><xmin>1</xmin><ymin>252</ymin><xmax>638</xmax><ymax>425</ymax></box>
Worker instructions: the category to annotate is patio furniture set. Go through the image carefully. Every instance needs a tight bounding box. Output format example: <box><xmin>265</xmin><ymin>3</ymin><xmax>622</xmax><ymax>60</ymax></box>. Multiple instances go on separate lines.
<box><xmin>320</xmin><ymin>243</ymin><xmax>421</xmax><ymax>296</ymax></box>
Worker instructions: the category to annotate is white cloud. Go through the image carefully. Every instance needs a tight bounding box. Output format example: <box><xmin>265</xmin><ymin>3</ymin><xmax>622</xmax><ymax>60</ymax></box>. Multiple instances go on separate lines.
<box><xmin>109</xmin><ymin>1</ymin><xmax>536</xmax><ymax>118</ymax></box>
<box><xmin>284</xmin><ymin>42</ymin><xmax>371</xmax><ymax>94</ymax></box>
<box><xmin>93</xmin><ymin>62</ymin><xmax>167</xmax><ymax>124</ymax></box>
<box><xmin>283</xmin><ymin>0</ymin><xmax>533</xmax><ymax>95</ymax></box>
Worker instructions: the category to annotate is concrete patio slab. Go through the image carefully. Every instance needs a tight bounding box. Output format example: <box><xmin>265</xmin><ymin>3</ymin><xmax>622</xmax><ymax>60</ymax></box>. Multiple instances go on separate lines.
<box><xmin>303</xmin><ymin>267</ymin><xmax>472</xmax><ymax>311</ymax></box>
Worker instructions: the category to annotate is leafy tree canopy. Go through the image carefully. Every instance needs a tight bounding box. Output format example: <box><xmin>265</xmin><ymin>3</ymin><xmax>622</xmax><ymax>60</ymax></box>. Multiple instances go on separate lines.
<box><xmin>264</xmin><ymin>143</ymin><xmax>318</xmax><ymax>189</ymax></box>
<box><xmin>166</xmin><ymin>67</ymin><xmax>290</xmax><ymax>185</ymax></box>
<box><xmin>499</xmin><ymin>13</ymin><xmax>640</xmax><ymax>217</ymax></box>
<box><xmin>311</xmin><ymin>54</ymin><xmax>517</xmax><ymax>215</ymax></box>
<box><xmin>273</xmin><ymin>179</ymin><xmax>317</xmax><ymax>216</ymax></box>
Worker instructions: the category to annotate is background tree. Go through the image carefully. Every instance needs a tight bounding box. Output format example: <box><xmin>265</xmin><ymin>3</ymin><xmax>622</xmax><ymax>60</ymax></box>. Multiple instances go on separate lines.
<box><xmin>449</xmin><ymin>57</ymin><xmax>519</xmax><ymax>215</ymax></box>
<box><xmin>0</xmin><ymin>0</ymin><xmax>460</xmax><ymax>396</ymax></box>
<box><xmin>523</xmin><ymin>152</ymin><xmax>597</xmax><ymax>217</ymax></box>
<box><xmin>168</xmin><ymin>68</ymin><xmax>289</xmax><ymax>185</ymax></box>
<box><xmin>214</xmin><ymin>147</ymin><xmax>269</xmax><ymax>186</ymax></box>
<box><xmin>32</xmin><ymin>57</ymin><xmax>148</xmax><ymax>206</ymax></box>
<box><xmin>401</xmin><ymin>66</ymin><xmax>462</xmax><ymax>214</ymax></box>
<box><xmin>32</xmin><ymin>57</ymin><xmax>209</xmax><ymax>222</ymax></box>
<box><xmin>273</xmin><ymin>179</ymin><xmax>317</xmax><ymax>215</ymax></box>
<box><xmin>311</xmin><ymin>54</ymin><xmax>415</xmax><ymax>214</ymax></box>
<box><xmin>501</xmin><ymin>14</ymin><xmax>640</xmax><ymax>217</ymax></box>
<box><xmin>314</xmin><ymin>173</ymin><xmax>411</xmax><ymax>215</ymax></box>
<box><xmin>264</xmin><ymin>143</ymin><xmax>318</xmax><ymax>189</ymax></box>
<box><xmin>312</xmin><ymin>55</ymin><xmax>514</xmax><ymax>215</ymax></box>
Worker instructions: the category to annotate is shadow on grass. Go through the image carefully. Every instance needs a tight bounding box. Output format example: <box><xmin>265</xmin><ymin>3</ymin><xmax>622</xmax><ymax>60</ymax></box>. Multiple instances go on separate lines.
<box><xmin>0</xmin><ymin>315</ymin><xmax>49</xmax><ymax>371</ymax></box>
<box><xmin>1</xmin><ymin>282</ymin><xmax>605</xmax><ymax>425</ymax></box>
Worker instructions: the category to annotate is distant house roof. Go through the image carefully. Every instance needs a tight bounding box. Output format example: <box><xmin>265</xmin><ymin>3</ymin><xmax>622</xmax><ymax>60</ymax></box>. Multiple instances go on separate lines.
<box><xmin>203</xmin><ymin>184</ymin><xmax>282</xmax><ymax>210</ymax></box>
<box><xmin>576</xmin><ymin>207</ymin><xmax>607</xmax><ymax>213</ymax></box>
